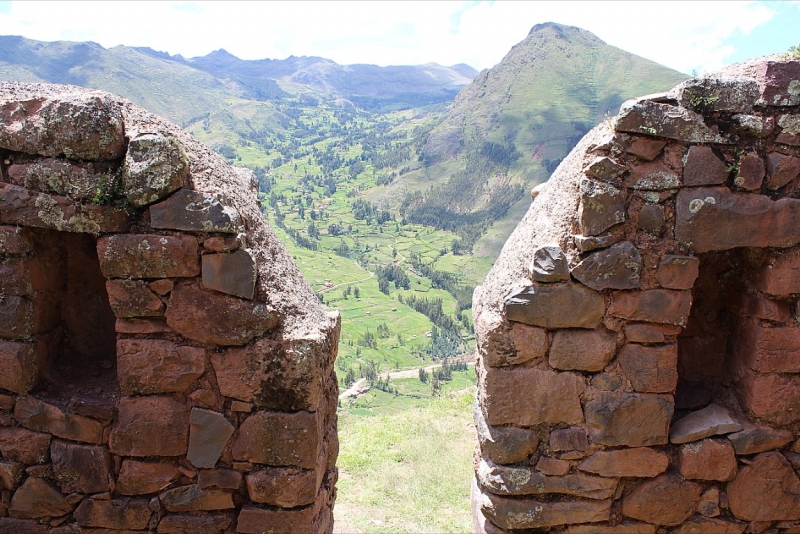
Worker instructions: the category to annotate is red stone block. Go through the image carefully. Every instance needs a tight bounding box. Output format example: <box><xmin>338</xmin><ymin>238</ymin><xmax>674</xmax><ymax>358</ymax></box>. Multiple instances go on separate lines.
<box><xmin>198</xmin><ymin>469</ymin><xmax>242</xmax><ymax>490</ymax></box>
<box><xmin>678</xmin><ymin>439</ymin><xmax>737</xmax><ymax>481</ymax></box>
<box><xmin>733</xmin><ymin>154</ymin><xmax>764</xmax><ymax>190</ymax></box>
<box><xmin>236</xmin><ymin>504</ymin><xmax>316</xmax><ymax>534</ymax></box>
<box><xmin>727</xmin><ymin>452</ymin><xmax>800</xmax><ymax>521</ymax></box>
<box><xmin>505</xmin><ymin>283</ymin><xmax>605</xmax><ymax>329</ymax></box>
<box><xmin>157</xmin><ymin>513</ymin><xmax>233</xmax><ymax>534</ymax></box>
<box><xmin>683</xmin><ymin>146</ymin><xmax>727</xmax><ymax>186</ymax></box>
<box><xmin>656</xmin><ymin>255</ymin><xmax>699</xmax><ymax>290</ymax></box>
<box><xmin>622</xmin><ymin>474</ymin><xmax>703</xmax><ymax>526</ymax></box>
<box><xmin>624</xmin><ymin>136</ymin><xmax>666</xmax><ymax>162</ymax></box>
<box><xmin>202</xmin><ymin>249</ymin><xmax>256</xmax><ymax>299</ymax></box>
<box><xmin>0</xmin><ymin>296</ymin><xmax>33</xmax><ymax>339</ymax></box>
<box><xmin>578</xmin><ymin>447</ymin><xmax>669</xmax><ymax>478</ymax></box>
<box><xmin>117</xmin><ymin>339</ymin><xmax>206</xmax><ymax>395</ymax></box>
<box><xmin>0</xmin><ymin>226</ymin><xmax>32</xmax><ymax>254</ymax></box>
<box><xmin>618</xmin><ymin>343</ymin><xmax>678</xmax><ymax>393</ymax></box>
<box><xmin>117</xmin><ymin>460</ymin><xmax>181</xmax><ymax>495</ymax></box>
<box><xmin>732</xmin><ymin>294</ymin><xmax>790</xmax><ymax>322</ymax></box>
<box><xmin>609</xmin><ymin>289</ymin><xmax>692</xmax><ymax>326</ymax></box>
<box><xmin>159</xmin><ymin>485</ymin><xmax>234</xmax><ymax>512</ymax></box>
<box><xmin>96</xmin><ymin>234</ymin><xmax>199</xmax><ymax>279</ymax></box>
<box><xmin>736</xmin><ymin>371</ymin><xmax>800</xmax><ymax>426</ymax></box>
<box><xmin>535</xmin><ymin>457</ymin><xmax>570</xmax><ymax>476</ymax></box>
<box><xmin>479</xmin><ymin>489</ymin><xmax>612</xmax><ymax>530</ymax></box>
<box><xmin>51</xmin><ymin>439</ymin><xmax>111</xmax><ymax>493</ymax></box>
<box><xmin>584</xmin><ymin>391</ymin><xmax>673</xmax><ymax>447</ymax></box>
<box><xmin>246</xmin><ymin>467</ymin><xmax>318</xmax><ymax>507</ymax></box>
<box><xmin>550</xmin><ymin>428</ymin><xmax>589</xmax><ymax>452</ymax></box>
<box><xmin>548</xmin><ymin>328</ymin><xmax>618</xmax><ymax>372</ymax></box>
<box><xmin>105</xmin><ymin>279</ymin><xmax>164</xmax><ymax>318</ymax></box>
<box><xmin>0</xmin><ymin>427</ymin><xmax>50</xmax><ymax>464</ymax></box>
<box><xmin>504</xmin><ymin>323</ymin><xmax>548</xmax><ymax>366</ymax></box>
<box><xmin>0</xmin><ymin>460</ymin><xmax>23</xmax><ymax>490</ymax></box>
<box><xmin>728</xmin><ymin>424</ymin><xmax>793</xmax><ymax>455</ymax></box>
<box><xmin>203</xmin><ymin>235</ymin><xmax>240</xmax><ymax>253</ymax></box>
<box><xmin>232</xmin><ymin>410</ymin><xmax>322</xmax><ymax>469</ymax></box>
<box><xmin>735</xmin><ymin>322</ymin><xmax>800</xmax><ymax>373</ymax></box>
<box><xmin>0</xmin><ymin>341</ymin><xmax>44</xmax><ymax>395</ymax></box>
<box><xmin>8</xmin><ymin>477</ymin><xmax>73</xmax><ymax>519</ymax></box>
<box><xmin>73</xmin><ymin>497</ymin><xmax>152</xmax><ymax>529</ymax></box>
<box><xmin>165</xmin><ymin>281</ymin><xmax>280</xmax><ymax>346</ymax></box>
<box><xmin>109</xmin><ymin>396</ymin><xmax>189</xmax><ymax>457</ymax></box>
<box><xmin>767</xmin><ymin>152</ymin><xmax>800</xmax><ymax>190</ymax></box>
<box><xmin>480</xmin><ymin>366</ymin><xmax>585</xmax><ymax>427</ymax></box>
<box><xmin>624</xmin><ymin>323</ymin><xmax>681</xmax><ymax>344</ymax></box>
<box><xmin>0</xmin><ymin>518</ymin><xmax>48</xmax><ymax>533</ymax></box>
<box><xmin>115</xmin><ymin>318</ymin><xmax>173</xmax><ymax>334</ymax></box>
<box><xmin>670</xmin><ymin>517</ymin><xmax>746</xmax><ymax>534</ymax></box>
<box><xmin>13</xmin><ymin>396</ymin><xmax>104</xmax><ymax>444</ymax></box>
<box><xmin>756</xmin><ymin>248</ymin><xmax>800</xmax><ymax>297</ymax></box>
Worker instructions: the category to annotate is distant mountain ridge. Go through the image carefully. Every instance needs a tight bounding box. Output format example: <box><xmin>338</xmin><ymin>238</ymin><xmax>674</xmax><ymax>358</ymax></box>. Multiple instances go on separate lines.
<box><xmin>0</xmin><ymin>35</ymin><xmax>476</xmax><ymax>114</ymax></box>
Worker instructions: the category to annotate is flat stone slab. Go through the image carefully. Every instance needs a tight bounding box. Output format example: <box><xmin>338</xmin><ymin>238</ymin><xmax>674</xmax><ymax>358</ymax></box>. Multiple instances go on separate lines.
<box><xmin>506</xmin><ymin>283</ymin><xmax>605</xmax><ymax>329</ymax></box>
<box><xmin>187</xmin><ymin>408</ymin><xmax>235</xmax><ymax>469</ymax></box>
<box><xmin>669</xmin><ymin>403</ymin><xmax>742</xmax><ymax>444</ymax></box>
<box><xmin>150</xmin><ymin>188</ymin><xmax>240</xmax><ymax>233</ymax></box>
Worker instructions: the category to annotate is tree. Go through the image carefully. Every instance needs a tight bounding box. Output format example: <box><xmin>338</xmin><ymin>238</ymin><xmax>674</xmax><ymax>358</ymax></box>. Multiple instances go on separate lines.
<box><xmin>354</xmin><ymin>286</ymin><xmax>360</xmax><ymax>298</ymax></box>
<box><xmin>378</xmin><ymin>277</ymin><xmax>390</xmax><ymax>295</ymax></box>
<box><xmin>418</xmin><ymin>367</ymin><xmax>428</xmax><ymax>383</ymax></box>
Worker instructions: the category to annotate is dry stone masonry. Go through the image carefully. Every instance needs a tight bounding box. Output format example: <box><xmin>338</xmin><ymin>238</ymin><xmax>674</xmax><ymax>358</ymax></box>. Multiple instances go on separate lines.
<box><xmin>472</xmin><ymin>56</ymin><xmax>800</xmax><ymax>533</ymax></box>
<box><xmin>0</xmin><ymin>83</ymin><xmax>340</xmax><ymax>533</ymax></box>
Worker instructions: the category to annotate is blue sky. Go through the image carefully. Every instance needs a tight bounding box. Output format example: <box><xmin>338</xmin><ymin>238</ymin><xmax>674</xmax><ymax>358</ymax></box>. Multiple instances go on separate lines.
<box><xmin>0</xmin><ymin>1</ymin><xmax>797</xmax><ymax>74</ymax></box>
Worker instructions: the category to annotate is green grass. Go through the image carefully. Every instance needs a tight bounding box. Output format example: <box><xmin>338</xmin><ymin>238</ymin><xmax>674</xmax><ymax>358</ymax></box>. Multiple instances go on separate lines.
<box><xmin>336</xmin><ymin>385</ymin><xmax>476</xmax><ymax>534</ymax></box>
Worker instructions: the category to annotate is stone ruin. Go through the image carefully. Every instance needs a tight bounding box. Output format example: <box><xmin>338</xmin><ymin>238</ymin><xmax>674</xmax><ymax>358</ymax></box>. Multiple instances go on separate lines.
<box><xmin>0</xmin><ymin>83</ymin><xmax>340</xmax><ymax>533</ymax></box>
<box><xmin>472</xmin><ymin>57</ymin><xmax>800</xmax><ymax>533</ymax></box>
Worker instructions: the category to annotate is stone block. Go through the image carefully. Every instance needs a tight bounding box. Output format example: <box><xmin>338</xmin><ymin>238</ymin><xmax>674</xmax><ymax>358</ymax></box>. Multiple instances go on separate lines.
<box><xmin>624</xmin><ymin>323</ymin><xmax>681</xmax><ymax>344</ymax></box>
<box><xmin>578</xmin><ymin>447</ymin><xmax>669</xmax><ymax>478</ymax></box>
<box><xmin>535</xmin><ymin>457</ymin><xmax>570</xmax><ymax>476</ymax></box>
<box><xmin>723</xmin><ymin>59</ymin><xmax>800</xmax><ymax>106</ymax></box>
<box><xmin>584</xmin><ymin>156</ymin><xmax>629</xmax><ymax>184</ymax></box>
<box><xmin>0</xmin><ymin>518</ymin><xmax>47</xmax><ymax>533</ymax></box>
<box><xmin>73</xmin><ymin>497</ymin><xmax>152</xmax><ymax>529</ymax></box>
<box><xmin>732</xmin><ymin>294</ymin><xmax>790</xmax><ymax>322</ymax></box>
<box><xmin>733</xmin><ymin>154</ymin><xmax>764</xmax><ymax>190</ymax></box>
<box><xmin>7</xmin><ymin>157</ymin><xmax>117</xmax><ymax>201</ymax></box>
<box><xmin>679</xmin><ymin>439</ymin><xmax>737</xmax><ymax>481</ymax></box>
<box><xmin>165</xmin><ymin>281</ymin><xmax>280</xmax><ymax>346</ymax></box>
<box><xmin>246</xmin><ymin>467</ymin><xmax>318</xmax><ymax>507</ymax></box>
<box><xmin>728</xmin><ymin>424</ymin><xmax>793</xmax><ymax>455</ymax></box>
<box><xmin>568</xmin><ymin>521</ymin><xmax>657</xmax><ymax>534</ymax></box>
<box><xmin>675</xmin><ymin>187</ymin><xmax>800</xmax><ymax>253</ymax></box>
<box><xmin>671</xmin><ymin>517</ymin><xmax>746</xmax><ymax>534</ymax></box>
<box><xmin>574</xmin><ymin>232</ymin><xmax>623</xmax><ymax>253</ymax></box>
<box><xmin>571</xmin><ymin>241</ymin><xmax>641</xmax><ymax>290</ymax></box>
<box><xmin>236</xmin><ymin>504</ymin><xmax>316</xmax><ymax>534</ymax></box>
<box><xmin>187</xmin><ymin>408</ymin><xmax>235</xmax><ymax>469</ymax></box>
<box><xmin>0</xmin><ymin>341</ymin><xmax>44</xmax><ymax>395</ymax></box>
<box><xmin>505</xmin><ymin>283</ymin><xmax>605</xmax><ymax>329</ymax></box>
<box><xmin>756</xmin><ymin>249</ymin><xmax>800</xmax><ymax>297</ymax></box>
<box><xmin>474</xmin><ymin>401</ymin><xmax>539</xmax><ymax>465</ymax></box>
<box><xmin>637</xmin><ymin>203</ymin><xmax>664</xmax><ymax>235</ymax></box>
<box><xmin>198</xmin><ymin>469</ymin><xmax>242</xmax><ymax>490</ymax></box>
<box><xmin>8</xmin><ymin>477</ymin><xmax>73</xmax><ymax>519</ymax></box>
<box><xmin>109</xmin><ymin>396</ymin><xmax>189</xmax><ymax>457</ymax></box>
<box><xmin>732</xmin><ymin>113</ymin><xmax>775</xmax><ymax>137</ymax></box>
<box><xmin>159</xmin><ymin>485</ymin><xmax>234</xmax><ymax>512</ymax></box>
<box><xmin>502</xmin><ymin>323</ymin><xmax>548</xmax><ymax>366</ymax></box>
<box><xmin>622</xmin><ymin>474</ymin><xmax>703</xmax><ymax>526</ymax></box>
<box><xmin>117</xmin><ymin>460</ymin><xmax>181</xmax><ymax>495</ymax></box>
<box><xmin>0</xmin><ymin>226</ymin><xmax>32</xmax><ymax>254</ymax></box>
<box><xmin>584</xmin><ymin>391</ymin><xmax>673</xmax><ymax>447</ymax></box>
<box><xmin>477</xmin><ymin>458</ymin><xmax>617</xmax><ymax>500</ymax></box>
<box><xmin>481</xmin><ymin>366</ymin><xmax>585</xmax><ymax>427</ymax></box>
<box><xmin>618</xmin><ymin>343</ymin><xmax>678</xmax><ymax>393</ymax></box>
<box><xmin>117</xmin><ymin>339</ymin><xmax>206</xmax><ymax>395</ymax></box>
<box><xmin>615</xmin><ymin>100</ymin><xmax>731</xmax><ymax>144</ymax></box>
<box><xmin>203</xmin><ymin>235</ymin><xmax>240</xmax><ymax>252</ymax></box>
<box><xmin>14</xmin><ymin>396</ymin><xmax>104</xmax><ymax>444</ymax></box>
<box><xmin>150</xmin><ymin>188</ymin><xmax>240</xmax><ymax>233</ymax></box>
<box><xmin>105</xmin><ymin>279</ymin><xmax>164</xmax><ymax>318</ymax></box>
<box><xmin>736</xmin><ymin>372</ymin><xmax>800</xmax><ymax>425</ymax></box>
<box><xmin>149</xmin><ymin>278</ymin><xmax>174</xmax><ymax>295</ymax></box>
<box><xmin>669</xmin><ymin>403</ymin><xmax>742</xmax><ymax>444</ymax></box>
<box><xmin>0</xmin><ymin>182</ymin><xmax>131</xmax><ymax>233</ymax></box>
<box><xmin>232</xmin><ymin>410</ymin><xmax>322</xmax><ymax>469</ymax></box>
<box><xmin>0</xmin><ymin>460</ymin><xmax>24</xmax><ymax>490</ymax></box>
<box><xmin>550</xmin><ymin>428</ymin><xmax>589</xmax><ymax>452</ymax></box>
<box><xmin>676</xmin><ymin>77</ymin><xmax>760</xmax><ymax>113</ymax></box>
<box><xmin>623</xmin><ymin>136</ymin><xmax>666</xmax><ymax>161</ymax></box>
<box><xmin>579</xmin><ymin>178</ymin><xmax>626</xmax><ymax>236</ymax></box>
<box><xmin>609</xmin><ymin>289</ymin><xmax>692</xmax><ymax>326</ymax></box>
<box><xmin>0</xmin><ymin>427</ymin><xmax>50</xmax><ymax>464</ymax></box>
<box><xmin>157</xmin><ymin>513</ymin><xmax>233</xmax><ymax>534</ymax></box>
<box><xmin>212</xmin><ymin>326</ymin><xmax>336</xmax><ymax>411</ymax></box>
<box><xmin>683</xmin><ymin>146</ymin><xmax>728</xmax><ymax>186</ymax></box>
<box><xmin>0</xmin><ymin>296</ymin><xmax>33</xmax><ymax>339</ymax></box>
<box><xmin>115</xmin><ymin>317</ymin><xmax>173</xmax><ymax>334</ymax></box>
<box><xmin>202</xmin><ymin>249</ymin><xmax>256</xmax><ymax>299</ymax></box>
<box><xmin>97</xmin><ymin>234</ymin><xmax>199</xmax><ymax>279</ymax></box>
<box><xmin>656</xmin><ymin>255</ymin><xmax>699</xmax><ymax>290</ymax></box>
<box><xmin>0</xmin><ymin>91</ymin><xmax>125</xmax><ymax>160</ymax></box>
<box><xmin>478</xmin><ymin>488</ymin><xmax>611</xmax><ymax>530</ymax></box>
<box><xmin>51</xmin><ymin>440</ymin><xmax>111</xmax><ymax>493</ymax></box>
<box><xmin>624</xmin><ymin>160</ymin><xmax>680</xmax><ymax>190</ymax></box>
<box><xmin>767</xmin><ymin>152</ymin><xmax>800</xmax><ymax>190</ymax></box>
<box><xmin>122</xmin><ymin>133</ymin><xmax>188</xmax><ymax>207</ymax></box>
<box><xmin>735</xmin><ymin>322</ymin><xmax>800</xmax><ymax>373</ymax></box>
<box><xmin>548</xmin><ymin>328</ymin><xmax>618</xmax><ymax>372</ymax></box>
<box><xmin>529</xmin><ymin>244</ymin><xmax>570</xmax><ymax>283</ymax></box>
<box><xmin>727</xmin><ymin>452</ymin><xmax>800</xmax><ymax>521</ymax></box>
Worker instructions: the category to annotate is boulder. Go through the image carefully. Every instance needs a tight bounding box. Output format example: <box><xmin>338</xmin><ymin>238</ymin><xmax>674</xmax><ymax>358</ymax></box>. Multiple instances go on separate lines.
<box><xmin>121</xmin><ymin>133</ymin><xmax>188</xmax><ymax>207</ymax></box>
<box><xmin>579</xmin><ymin>178</ymin><xmax>626</xmax><ymax>236</ymax></box>
<box><xmin>571</xmin><ymin>241</ymin><xmax>642</xmax><ymax>291</ymax></box>
<box><xmin>727</xmin><ymin>452</ymin><xmax>800</xmax><ymax>521</ymax></box>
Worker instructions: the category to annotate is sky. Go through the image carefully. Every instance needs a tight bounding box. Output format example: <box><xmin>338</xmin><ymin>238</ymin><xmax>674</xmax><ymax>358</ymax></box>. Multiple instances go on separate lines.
<box><xmin>0</xmin><ymin>1</ymin><xmax>797</xmax><ymax>75</ymax></box>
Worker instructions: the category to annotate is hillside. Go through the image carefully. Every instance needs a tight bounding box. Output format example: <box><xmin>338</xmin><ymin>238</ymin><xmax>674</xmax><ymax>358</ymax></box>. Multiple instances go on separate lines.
<box><xmin>390</xmin><ymin>22</ymin><xmax>689</xmax><ymax>257</ymax></box>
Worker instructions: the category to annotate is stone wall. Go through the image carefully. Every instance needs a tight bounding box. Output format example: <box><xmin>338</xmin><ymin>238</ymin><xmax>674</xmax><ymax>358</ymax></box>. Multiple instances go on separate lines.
<box><xmin>0</xmin><ymin>83</ymin><xmax>340</xmax><ymax>533</ymax></box>
<box><xmin>472</xmin><ymin>57</ymin><xmax>800</xmax><ymax>533</ymax></box>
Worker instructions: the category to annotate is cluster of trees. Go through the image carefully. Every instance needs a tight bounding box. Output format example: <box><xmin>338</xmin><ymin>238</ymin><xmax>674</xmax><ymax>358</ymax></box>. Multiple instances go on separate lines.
<box><xmin>358</xmin><ymin>330</ymin><xmax>379</xmax><ymax>349</ymax></box>
<box><xmin>399</xmin><ymin>294</ymin><xmax>459</xmax><ymax>333</ymax></box>
<box><xmin>352</xmin><ymin>199</ymin><xmax>391</xmax><ymax>224</ymax></box>
<box><xmin>376</xmin><ymin>264</ymin><xmax>410</xmax><ymax>294</ymax></box>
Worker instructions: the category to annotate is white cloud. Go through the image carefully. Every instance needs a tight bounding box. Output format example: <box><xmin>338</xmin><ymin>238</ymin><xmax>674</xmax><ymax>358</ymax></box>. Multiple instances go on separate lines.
<box><xmin>0</xmin><ymin>1</ymin><xmax>784</xmax><ymax>74</ymax></box>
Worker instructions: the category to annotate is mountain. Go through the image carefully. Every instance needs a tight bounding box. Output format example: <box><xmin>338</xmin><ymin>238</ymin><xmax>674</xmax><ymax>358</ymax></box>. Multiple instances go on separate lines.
<box><xmin>390</xmin><ymin>22</ymin><xmax>689</xmax><ymax>256</ymax></box>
